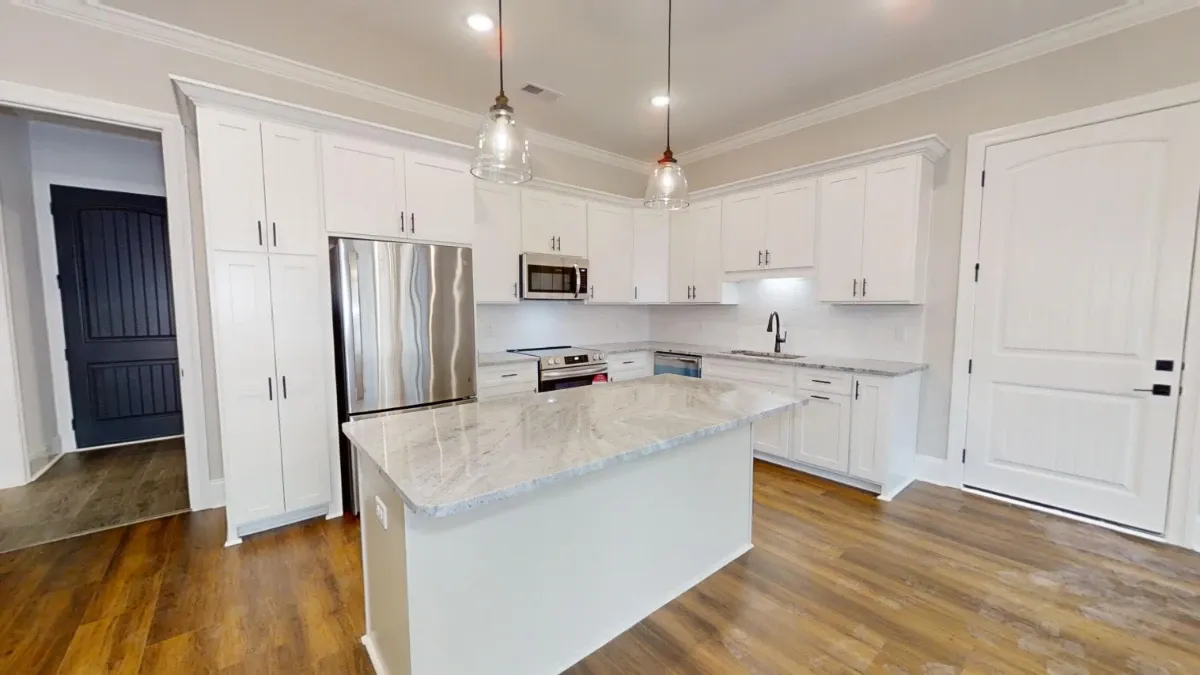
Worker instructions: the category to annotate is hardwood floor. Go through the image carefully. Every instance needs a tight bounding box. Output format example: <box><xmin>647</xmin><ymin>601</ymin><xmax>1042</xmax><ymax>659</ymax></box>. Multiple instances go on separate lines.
<box><xmin>0</xmin><ymin>439</ymin><xmax>190</xmax><ymax>554</ymax></box>
<box><xmin>2</xmin><ymin>461</ymin><xmax>1198</xmax><ymax>674</ymax></box>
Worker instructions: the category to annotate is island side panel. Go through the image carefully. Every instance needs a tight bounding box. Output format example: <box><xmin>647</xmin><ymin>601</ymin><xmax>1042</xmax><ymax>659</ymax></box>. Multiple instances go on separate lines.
<box><xmin>403</xmin><ymin>425</ymin><xmax>755</xmax><ymax>675</ymax></box>
<box><xmin>358</xmin><ymin>452</ymin><xmax>413</xmax><ymax>675</ymax></box>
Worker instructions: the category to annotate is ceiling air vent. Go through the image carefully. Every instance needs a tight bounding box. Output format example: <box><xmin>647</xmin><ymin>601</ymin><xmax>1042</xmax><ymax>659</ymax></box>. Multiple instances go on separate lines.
<box><xmin>520</xmin><ymin>83</ymin><xmax>562</xmax><ymax>103</ymax></box>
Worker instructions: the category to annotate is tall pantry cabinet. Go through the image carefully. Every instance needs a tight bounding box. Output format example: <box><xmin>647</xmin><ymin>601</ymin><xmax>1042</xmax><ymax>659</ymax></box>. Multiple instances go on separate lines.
<box><xmin>195</xmin><ymin>107</ymin><xmax>333</xmax><ymax>540</ymax></box>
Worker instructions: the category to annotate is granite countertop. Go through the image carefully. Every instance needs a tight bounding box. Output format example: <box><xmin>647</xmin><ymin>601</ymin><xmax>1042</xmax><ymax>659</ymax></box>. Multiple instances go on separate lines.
<box><xmin>342</xmin><ymin>375</ymin><xmax>798</xmax><ymax>518</ymax></box>
<box><xmin>578</xmin><ymin>342</ymin><xmax>927</xmax><ymax>377</ymax></box>
<box><xmin>478</xmin><ymin>351</ymin><xmax>540</xmax><ymax>367</ymax></box>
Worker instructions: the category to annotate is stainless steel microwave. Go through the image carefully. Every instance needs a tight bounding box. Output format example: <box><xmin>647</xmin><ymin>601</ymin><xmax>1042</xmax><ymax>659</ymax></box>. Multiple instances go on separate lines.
<box><xmin>520</xmin><ymin>253</ymin><xmax>589</xmax><ymax>300</ymax></box>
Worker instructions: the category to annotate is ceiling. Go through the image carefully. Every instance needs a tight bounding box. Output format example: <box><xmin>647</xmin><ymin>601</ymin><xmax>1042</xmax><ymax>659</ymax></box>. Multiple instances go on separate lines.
<box><xmin>105</xmin><ymin>0</ymin><xmax>1132</xmax><ymax>161</ymax></box>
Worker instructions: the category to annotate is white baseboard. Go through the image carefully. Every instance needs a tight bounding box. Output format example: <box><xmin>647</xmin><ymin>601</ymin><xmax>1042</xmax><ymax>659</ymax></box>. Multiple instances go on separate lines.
<box><xmin>361</xmin><ymin>634</ymin><xmax>394</xmax><ymax>675</ymax></box>
<box><xmin>1194</xmin><ymin>516</ymin><xmax>1200</xmax><ymax>553</ymax></box>
<box><xmin>914</xmin><ymin>453</ymin><xmax>963</xmax><ymax>488</ymax></box>
<box><xmin>28</xmin><ymin>450</ymin><xmax>64</xmax><ymax>482</ymax></box>
<box><xmin>74</xmin><ymin>434</ymin><xmax>184</xmax><ymax>453</ymax></box>
<box><xmin>754</xmin><ymin>452</ymin><xmax>883</xmax><ymax>494</ymax></box>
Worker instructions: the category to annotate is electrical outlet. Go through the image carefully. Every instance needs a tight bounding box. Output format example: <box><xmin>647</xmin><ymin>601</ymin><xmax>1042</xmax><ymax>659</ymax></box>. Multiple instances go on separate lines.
<box><xmin>374</xmin><ymin>496</ymin><xmax>388</xmax><ymax>530</ymax></box>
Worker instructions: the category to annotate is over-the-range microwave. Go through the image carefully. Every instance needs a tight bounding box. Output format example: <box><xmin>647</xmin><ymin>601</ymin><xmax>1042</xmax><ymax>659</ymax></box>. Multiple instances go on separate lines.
<box><xmin>520</xmin><ymin>252</ymin><xmax>589</xmax><ymax>301</ymax></box>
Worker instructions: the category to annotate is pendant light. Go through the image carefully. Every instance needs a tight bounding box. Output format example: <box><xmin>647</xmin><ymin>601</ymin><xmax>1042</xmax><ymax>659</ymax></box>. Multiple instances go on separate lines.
<box><xmin>644</xmin><ymin>0</ymin><xmax>689</xmax><ymax>210</ymax></box>
<box><xmin>471</xmin><ymin>0</ymin><xmax>532</xmax><ymax>184</ymax></box>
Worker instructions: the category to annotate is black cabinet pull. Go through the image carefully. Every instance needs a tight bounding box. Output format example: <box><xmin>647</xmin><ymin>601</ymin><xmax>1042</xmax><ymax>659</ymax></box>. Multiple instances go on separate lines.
<box><xmin>272</xmin><ymin>222</ymin><xmax>277</xmax><ymax>247</ymax></box>
<box><xmin>267</xmin><ymin>377</ymin><xmax>273</xmax><ymax>401</ymax></box>
<box><xmin>765</xmin><ymin>250</ymin><xmax>771</xmax><ymax>265</ymax></box>
<box><xmin>853</xmin><ymin>279</ymin><xmax>857</xmax><ymax>297</ymax></box>
<box><xmin>282</xmin><ymin>375</ymin><xmax>288</xmax><ymax>399</ymax></box>
<box><xmin>411</xmin><ymin>213</ymin><xmax>416</xmax><ymax>234</ymax></box>
<box><xmin>811</xmin><ymin>395</ymin><xmax>830</xmax><ymax>401</ymax></box>
<box><xmin>758</xmin><ymin>251</ymin><xmax>763</xmax><ymax>266</ymax></box>
<box><xmin>513</xmin><ymin>282</ymin><xmax>518</xmax><ymax>297</ymax></box>
<box><xmin>501</xmin><ymin>373</ymin><xmax>519</xmax><ymax>379</ymax></box>
<box><xmin>862</xmin><ymin>278</ymin><xmax>867</xmax><ymax>297</ymax></box>
<box><xmin>812</xmin><ymin>379</ymin><xmax>831</xmax><ymax>384</ymax></box>
<box><xmin>257</xmin><ymin>221</ymin><xmax>263</xmax><ymax>246</ymax></box>
<box><xmin>855</xmin><ymin>381</ymin><xmax>860</xmax><ymax>399</ymax></box>
<box><xmin>400</xmin><ymin>211</ymin><xmax>406</xmax><ymax>233</ymax></box>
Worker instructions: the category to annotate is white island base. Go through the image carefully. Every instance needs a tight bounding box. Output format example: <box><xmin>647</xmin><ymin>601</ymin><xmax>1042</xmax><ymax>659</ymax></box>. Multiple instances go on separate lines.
<box><xmin>357</xmin><ymin>425</ymin><xmax>755</xmax><ymax>675</ymax></box>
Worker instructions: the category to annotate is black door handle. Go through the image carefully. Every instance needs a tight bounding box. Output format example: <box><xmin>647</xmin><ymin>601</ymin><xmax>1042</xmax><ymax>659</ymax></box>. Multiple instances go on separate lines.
<box><xmin>272</xmin><ymin>222</ymin><xmax>277</xmax><ymax>247</ymax></box>
<box><xmin>257</xmin><ymin>221</ymin><xmax>263</xmax><ymax>246</ymax></box>
<box><xmin>267</xmin><ymin>377</ymin><xmax>273</xmax><ymax>401</ymax></box>
<box><xmin>281</xmin><ymin>375</ymin><xmax>288</xmax><ymax>399</ymax></box>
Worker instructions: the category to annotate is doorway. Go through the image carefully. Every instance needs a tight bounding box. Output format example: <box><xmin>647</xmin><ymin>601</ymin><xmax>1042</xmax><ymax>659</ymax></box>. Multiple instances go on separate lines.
<box><xmin>961</xmin><ymin>101</ymin><xmax>1200</xmax><ymax>533</ymax></box>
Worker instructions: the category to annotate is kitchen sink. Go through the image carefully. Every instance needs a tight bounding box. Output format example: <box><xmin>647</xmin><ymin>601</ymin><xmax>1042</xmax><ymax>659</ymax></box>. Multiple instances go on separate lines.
<box><xmin>729</xmin><ymin>350</ymin><xmax>804</xmax><ymax>360</ymax></box>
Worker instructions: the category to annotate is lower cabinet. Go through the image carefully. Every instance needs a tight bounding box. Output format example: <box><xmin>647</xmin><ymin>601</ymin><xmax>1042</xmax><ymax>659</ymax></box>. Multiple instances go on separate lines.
<box><xmin>477</xmin><ymin>362</ymin><xmax>539</xmax><ymax>399</ymax></box>
<box><xmin>791</xmin><ymin>391</ymin><xmax>851</xmax><ymax>473</ymax></box>
<box><xmin>752</xmin><ymin>384</ymin><xmax>793</xmax><ymax>459</ymax></box>
<box><xmin>211</xmin><ymin>251</ymin><xmax>333</xmax><ymax>536</ymax></box>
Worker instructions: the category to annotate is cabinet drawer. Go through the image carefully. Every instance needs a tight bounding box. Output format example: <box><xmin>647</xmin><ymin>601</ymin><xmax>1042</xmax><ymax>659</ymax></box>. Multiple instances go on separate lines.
<box><xmin>610</xmin><ymin>351</ymin><xmax>650</xmax><ymax>370</ymax></box>
<box><xmin>794</xmin><ymin>369</ymin><xmax>853</xmax><ymax>396</ymax></box>
<box><xmin>478</xmin><ymin>381</ymin><xmax>539</xmax><ymax>400</ymax></box>
<box><xmin>704</xmin><ymin>358</ymin><xmax>795</xmax><ymax>388</ymax></box>
<box><xmin>478</xmin><ymin>362</ymin><xmax>538</xmax><ymax>387</ymax></box>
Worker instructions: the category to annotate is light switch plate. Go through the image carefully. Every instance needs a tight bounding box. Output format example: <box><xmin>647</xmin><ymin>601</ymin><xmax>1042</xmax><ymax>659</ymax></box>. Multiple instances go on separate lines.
<box><xmin>374</xmin><ymin>496</ymin><xmax>388</xmax><ymax>530</ymax></box>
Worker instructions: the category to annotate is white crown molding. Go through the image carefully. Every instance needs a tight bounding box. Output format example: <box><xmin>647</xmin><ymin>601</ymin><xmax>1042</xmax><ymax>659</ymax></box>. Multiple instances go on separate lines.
<box><xmin>692</xmin><ymin>135</ymin><xmax>948</xmax><ymax>200</ymax></box>
<box><xmin>677</xmin><ymin>0</ymin><xmax>1200</xmax><ymax>163</ymax></box>
<box><xmin>13</xmin><ymin>0</ymin><xmax>652</xmax><ymax>175</ymax></box>
<box><xmin>526</xmin><ymin>177</ymin><xmax>641</xmax><ymax>207</ymax></box>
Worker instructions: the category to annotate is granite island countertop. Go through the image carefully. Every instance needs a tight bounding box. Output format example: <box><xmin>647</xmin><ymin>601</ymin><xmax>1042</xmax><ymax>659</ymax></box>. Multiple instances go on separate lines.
<box><xmin>477</xmin><ymin>350</ymin><xmax>539</xmax><ymax>367</ymax></box>
<box><xmin>342</xmin><ymin>375</ymin><xmax>798</xmax><ymax>518</ymax></box>
<box><xmin>579</xmin><ymin>341</ymin><xmax>927</xmax><ymax>377</ymax></box>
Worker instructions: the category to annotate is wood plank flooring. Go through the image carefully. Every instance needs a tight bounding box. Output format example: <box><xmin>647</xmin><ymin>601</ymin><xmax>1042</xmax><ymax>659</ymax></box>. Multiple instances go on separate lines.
<box><xmin>0</xmin><ymin>440</ymin><xmax>190</xmax><ymax>554</ymax></box>
<box><xmin>2</xmin><ymin>461</ymin><xmax>1198</xmax><ymax>674</ymax></box>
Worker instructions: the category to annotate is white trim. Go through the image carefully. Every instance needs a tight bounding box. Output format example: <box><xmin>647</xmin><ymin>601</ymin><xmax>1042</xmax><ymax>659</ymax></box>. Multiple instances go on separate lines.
<box><xmin>360</xmin><ymin>635</ymin><xmax>394</xmax><ymax>675</ymax></box>
<box><xmin>754</xmin><ymin>452</ymin><xmax>885</xmax><ymax>496</ymax></box>
<box><xmin>947</xmin><ymin>81</ymin><xmax>1200</xmax><ymax>551</ymax></box>
<box><xmin>74</xmin><ymin>434</ymin><xmax>184</xmax><ymax>453</ymax></box>
<box><xmin>691</xmin><ymin>135</ymin><xmax>948</xmax><ymax>201</ymax></box>
<box><xmin>0</xmin><ymin>79</ymin><xmax>219</xmax><ymax>511</ymax></box>
<box><xmin>913</xmin><ymin>454</ymin><xmax>963</xmax><ymax>489</ymax></box>
<box><xmin>1194</xmin><ymin>516</ymin><xmax>1200</xmax><ymax>553</ymax></box>
<box><xmin>962</xmin><ymin>487</ymin><xmax>1169</xmax><ymax>546</ymax></box>
<box><xmin>15</xmin><ymin>0</ymin><xmax>651</xmax><ymax>175</ymax></box>
<box><xmin>527</xmin><ymin>176</ymin><xmax>641</xmax><ymax>207</ymax></box>
<box><xmin>678</xmin><ymin>0</ymin><xmax>1200</xmax><ymax>162</ymax></box>
<box><xmin>27</xmin><ymin>450</ymin><xmax>64</xmax><ymax>482</ymax></box>
<box><xmin>234</xmin><ymin>503</ymin><xmax>328</xmax><ymax>540</ymax></box>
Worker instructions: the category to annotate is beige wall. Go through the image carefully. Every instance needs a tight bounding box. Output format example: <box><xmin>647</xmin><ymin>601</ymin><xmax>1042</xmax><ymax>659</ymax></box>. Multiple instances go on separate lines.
<box><xmin>688</xmin><ymin>8</ymin><xmax>1200</xmax><ymax>460</ymax></box>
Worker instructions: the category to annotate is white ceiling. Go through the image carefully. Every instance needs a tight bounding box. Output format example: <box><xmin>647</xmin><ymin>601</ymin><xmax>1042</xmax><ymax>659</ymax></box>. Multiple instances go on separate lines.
<box><xmin>107</xmin><ymin>0</ymin><xmax>1132</xmax><ymax>161</ymax></box>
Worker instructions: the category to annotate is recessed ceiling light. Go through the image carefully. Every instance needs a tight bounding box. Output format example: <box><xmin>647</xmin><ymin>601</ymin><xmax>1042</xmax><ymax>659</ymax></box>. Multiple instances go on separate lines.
<box><xmin>651</xmin><ymin>95</ymin><xmax>670</xmax><ymax>108</ymax></box>
<box><xmin>467</xmin><ymin>13</ymin><xmax>494</xmax><ymax>32</ymax></box>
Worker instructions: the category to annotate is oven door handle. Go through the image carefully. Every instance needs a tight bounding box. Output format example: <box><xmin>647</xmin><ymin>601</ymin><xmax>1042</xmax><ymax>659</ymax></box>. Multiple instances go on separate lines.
<box><xmin>541</xmin><ymin>364</ymin><xmax>609</xmax><ymax>382</ymax></box>
<box><xmin>573</xmin><ymin>263</ymin><xmax>581</xmax><ymax>299</ymax></box>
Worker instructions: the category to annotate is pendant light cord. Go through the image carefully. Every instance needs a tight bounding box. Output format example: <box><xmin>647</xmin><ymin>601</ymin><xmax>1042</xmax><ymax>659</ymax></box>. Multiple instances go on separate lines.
<box><xmin>498</xmin><ymin>0</ymin><xmax>505</xmax><ymax>97</ymax></box>
<box><xmin>665</xmin><ymin>0</ymin><xmax>672</xmax><ymax>153</ymax></box>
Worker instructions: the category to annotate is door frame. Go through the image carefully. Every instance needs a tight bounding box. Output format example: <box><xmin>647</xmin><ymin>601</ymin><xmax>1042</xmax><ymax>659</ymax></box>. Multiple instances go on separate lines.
<box><xmin>947</xmin><ymin>81</ymin><xmax>1200</xmax><ymax>552</ymax></box>
<box><xmin>0</xmin><ymin>79</ymin><xmax>219</xmax><ymax>510</ymax></box>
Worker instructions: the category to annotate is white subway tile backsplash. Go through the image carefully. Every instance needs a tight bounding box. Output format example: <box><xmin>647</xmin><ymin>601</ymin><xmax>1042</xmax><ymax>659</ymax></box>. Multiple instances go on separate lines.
<box><xmin>477</xmin><ymin>304</ymin><xmax>651</xmax><ymax>352</ymax></box>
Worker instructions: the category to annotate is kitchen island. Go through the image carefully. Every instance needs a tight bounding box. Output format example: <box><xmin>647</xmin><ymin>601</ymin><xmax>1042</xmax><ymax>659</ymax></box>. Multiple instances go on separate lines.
<box><xmin>342</xmin><ymin>375</ymin><xmax>798</xmax><ymax>675</ymax></box>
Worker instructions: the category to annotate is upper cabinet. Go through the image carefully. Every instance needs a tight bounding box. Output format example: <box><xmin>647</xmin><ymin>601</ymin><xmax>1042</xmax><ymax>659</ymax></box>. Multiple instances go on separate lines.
<box><xmin>632</xmin><ymin>210</ymin><xmax>670</xmax><ymax>304</ymax></box>
<box><xmin>321</xmin><ymin>134</ymin><xmax>473</xmax><ymax>246</ymax></box>
<box><xmin>586</xmin><ymin>203</ymin><xmax>634</xmax><ymax>303</ymax></box>
<box><xmin>721</xmin><ymin>179</ymin><xmax>817</xmax><ymax>273</ymax></box>
<box><xmin>721</xmin><ymin>191</ymin><xmax>767</xmax><ymax>272</ymax></box>
<box><xmin>522</xmin><ymin>190</ymin><xmax>587</xmax><ymax>257</ymax></box>
<box><xmin>474</xmin><ymin>183</ymin><xmax>522</xmax><ymax>304</ymax></box>
<box><xmin>669</xmin><ymin>201</ymin><xmax>731</xmax><ymax>304</ymax></box>
<box><xmin>196</xmin><ymin>108</ymin><xmax>321</xmax><ymax>256</ymax></box>
<box><xmin>817</xmin><ymin>155</ymin><xmax>933</xmax><ymax>304</ymax></box>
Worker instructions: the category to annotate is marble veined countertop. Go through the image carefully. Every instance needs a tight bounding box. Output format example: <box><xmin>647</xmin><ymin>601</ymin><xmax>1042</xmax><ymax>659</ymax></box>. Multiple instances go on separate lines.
<box><xmin>579</xmin><ymin>341</ymin><xmax>927</xmax><ymax>377</ymax></box>
<box><xmin>477</xmin><ymin>351</ymin><xmax>539</xmax><ymax>367</ymax></box>
<box><xmin>343</xmin><ymin>375</ymin><xmax>798</xmax><ymax>518</ymax></box>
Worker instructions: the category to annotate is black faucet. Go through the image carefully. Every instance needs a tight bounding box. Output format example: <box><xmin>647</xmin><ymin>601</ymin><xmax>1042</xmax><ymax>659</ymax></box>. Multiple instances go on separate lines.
<box><xmin>766</xmin><ymin>312</ymin><xmax>787</xmax><ymax>353</ymax></box>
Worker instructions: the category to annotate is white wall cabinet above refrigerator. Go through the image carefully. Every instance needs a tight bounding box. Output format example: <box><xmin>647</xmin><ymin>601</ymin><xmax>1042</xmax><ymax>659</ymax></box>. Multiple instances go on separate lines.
<box><xmin>195</xmin><ymin>108</ymin><xmax>322</xmax><ymax>256</ymax></box>
<box><xmin>321</xmin><ymin>133</ymin><xmax>473</xmax><ymax>246</ymax></box>
<box><xmin>474</xmin><ymin>182</ymin><xmax>522</xmax><ymax>304</ymax></box>
<box><xmin>522</xmin><ymin>190</ymin><xmax>587</xmax><ymax>256</ymax></box>
<box><xmin>817</xmin><ymin>154</ymin><xmax>933</xmax><ymax>304</ymax></box>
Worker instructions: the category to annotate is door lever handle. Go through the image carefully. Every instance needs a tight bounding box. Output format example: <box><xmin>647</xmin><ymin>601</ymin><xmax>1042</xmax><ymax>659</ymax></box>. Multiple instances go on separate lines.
<box><xmin>1134</xmin><ymin>384</ymin><xmax>1172</xmax><ymax>396</ymax></box>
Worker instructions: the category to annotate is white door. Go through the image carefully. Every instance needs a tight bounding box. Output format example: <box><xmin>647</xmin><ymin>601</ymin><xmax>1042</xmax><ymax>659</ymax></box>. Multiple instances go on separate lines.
<box><xmin>860</xmin><ymin>156</ymin><xmax>920</xmax><ymax>302</ymax></box>
<box><xmin>405</xmin><ymin>152</ymin><xmax>474</xmax><ymax>245</ymax></box>
<box><xmin>752</xmin><ymin>384</ymin><xmax>793</xmax><ymax>459</ymax></box>
<box><xmin>965</xmin><ymin>103</ymin><xmax>1200</xmax><ymax>533</ymax></box>
<box><xmin>556</xmin><ymin>197</ymin><xmax>589</xmax><ymax>257</ymax></box>
<box><xmin>195</xmin><ymin>108</ymin><xmax>267</xmax><ymax>253</ymax></box>
<box><xmin>765</xmin><ymin>179</ymin><xmax>817</xmax><ymax>269</ymax></box>
<box><xmin>721</xmin><ymin>191</ymin><xmax>766</xmax><ymax>272</ymax></box>
<box><xmin>268</xmin><ymin>255</ymin><xmax>332</xmax><ymax>512</ymax></box>
<box><xmin>668</xmin><ymin>210</ymin><xmax>694</xmax><ymax>303</ymax></box>
<box><xmin>474</xmin><ymin>183</ymin><xmax>522</xmax><ymax>303</ymax></box>
<box><xmin>261</xmin><ymin>122</ymin><xmax>321</xmax><ymax>256</ymax></box>
<box><xmin>321</xmin><ymin>133</ymin><xmax>406</xmax><ymax>239</ymax></box>
<box><xmin>633</xmin><ymin>210</ymin><xmax>670</xmax><ymax>303</ymax></box>
<box><xmin>848</xmin><ymin>376</ymin><xmax>888</xmax><ymax>483</ymax></box>
<box><xmin>521</xmin><ymin>190</ymin><xmax>558</xmax><ymax>254</ymax></box>
<box><xmin>817</xmin><ymin>168</ymin><xmax>866</xmax><ymax>302</ymax></box>
<box><xmin>690</xmin><ymin>201</ymin><xmax>724</xmax><ymax>303</ymax></box>
<box><xmin>210</xmin><ymin>251</ymin><xmax>285</xmax><ymax>525</ymax></box>
<box><xmin>792</xmin><ymin>392</ymin><xmax>851</xmax><ymax>473</ymax></box>
<box><xmin>587</xmin><ymin>203</ymin><xmax>634</xmax><ymax>303</ymax></box>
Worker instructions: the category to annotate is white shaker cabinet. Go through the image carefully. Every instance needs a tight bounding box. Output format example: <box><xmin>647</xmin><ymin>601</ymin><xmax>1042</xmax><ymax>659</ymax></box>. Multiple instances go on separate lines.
<box><xmin>586</xmin><ymin>203</ymin><xmax>634</xmax><ymax>303</ymax></box>
<box><xmin>632</xmin><ymin>210</ymin><xmax>670</xmax><ymax>303</ymax></box>
<box><xmin>404</xmin><ymin>152</ymin><xmax>474</xmax><ymax>246</ymax></box>
<box><xmin>522</xmin><ymin>190</ymin><xmax>587</xmax><ymax>256</ymax></box>
<box><xmin>668</xmin><ymin>209</ymin><xmax>695</xmax><ymax>303</ymax></box>
<box><xmin>669</xmin><ymin>201</ymin><xmax>731</xmax><ymax>304</ymax></box>
<box><xmin>817</xmin><ymin>168</ymin><xmax>867</xmax><ymax>302</ymax></box>
<box><xmin>753</xmin><ymin>383</ymin><xmax>793</xmax><ymax>459</ymax></box>
<box><xmin>721</xmin><ymin>191</ymin><xmax>767</xmax><ymax>272</ymax></box>
<box><xmin>474</xmin><ymin>183</ymin><xmax>522</xmax><ymax>303</ymax></box>
<box><xmin>721</xmin><ymin>179</ymin><xmax>817</xmax><ymax>273</ymax></box>
<box><xmin>791</xmin><ymin>392</ymin><xmax>852</xmax><ymax>473</ymax></box>
<box><xmin>321</xmin><ymin>133</ymin><xmax>407</xmax><ymax>240</ymax></box>
<box><xmin>260</xmin><ymin>123</ymin><xmax>323</xmax><ymax>255</ymax></box>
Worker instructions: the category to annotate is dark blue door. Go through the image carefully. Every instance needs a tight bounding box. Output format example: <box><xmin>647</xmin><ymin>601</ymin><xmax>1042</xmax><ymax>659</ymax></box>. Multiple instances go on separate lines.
<box><xmin>52</xmin><ymin>185</ymin><xmax>182</xmax><ymax>448</ymax></box>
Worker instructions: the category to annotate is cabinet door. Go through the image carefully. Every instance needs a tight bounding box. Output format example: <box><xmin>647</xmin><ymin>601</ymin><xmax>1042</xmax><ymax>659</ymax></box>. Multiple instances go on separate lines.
<box><xmin>556</xmin><ymin>197</ymin><xmax>589</xmax><ymax>257</ymax></box>
<box><xmin>474</xmin><ymin>183</ymin><xmax>522</xmax><ymax>303</ymax></box>
<box><xmin>405</xmin><ymin>152</ymin><xmax>474</xmax><ymax>245</ymax></box>
<box><xmin>691</xmin><ymin>201</ymin><xmax>724</xmax><ymax>303</ymax></box>
<box><xmin>195</xmin><ymin>108</ymin><xmax>267</xmax><ymax>253</ymax></box>
<box><xmin>752</xmin><ymin>384</ymin><xmax>793</xmax><ymax>459</ymax></box>
<box><xmin>721</xmin><ymin>191</ymin><xmax>767</xmax><ymax>272</ymax></box>
<box><xmin>765</xmin><ymin>179</ymin><xmax>817</xmax><ymax>269</ymax></box>
<box><xmin>521</xmin><ymin>190</ymin><xmax>558</xmax><ymax>254</ymax></box>
<box><xmin>668</xmin><ymin>210</ymin><xmax>694</xmax><ymax>303</ymax></box>
<box><xmin>861</xmin><ymin>156</ymin><xmax>921</xmax><ymax>302</ymax></box>
<box><xmin>632</xmin><ymin>210</ymin><xmax>670</xmax><ymax>303</ymax></box>
<box><xmin>792</xmin><ymin>392</ymin><xmax>851</xmax><ymax>473</ymax></box>
<box><xmin>210</xmin><ymin>252</ymin><xmax>285</xmax><ymax>525</ymax></box>
<box><xmin>586</xmin><ymin>203</ymin><xmax>634</xmax><ymax>303</ymax></box>
<box><xmin>817</xmin><ymin>168</ymin><xmax>866</xmax><ymax>302</ymax></box>
<box><xmin>268</xmin><ymin>255</ymin><xmax>333</xmax><ymax>512</ymax></box>
<box><xmin>321</xmin><ymin>133</ymin><xmax>406</xmax><ymax>239</ymax></box>
<box><xmin>849</xmin><ymin>376</ymin><xmax>890</xmax><ymax>483</ymax></box>
<box><xmin>261</xmin><ymin>122</ymin><xmax>321</xmax><ymax>256</ymax></box>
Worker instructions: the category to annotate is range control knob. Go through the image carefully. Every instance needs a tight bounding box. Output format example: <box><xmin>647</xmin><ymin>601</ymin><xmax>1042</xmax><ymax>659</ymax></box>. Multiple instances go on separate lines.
<box><xmin>597</xmin><ymin>352</ymin><xmax>606</xmax><ymax>361</ymax></box>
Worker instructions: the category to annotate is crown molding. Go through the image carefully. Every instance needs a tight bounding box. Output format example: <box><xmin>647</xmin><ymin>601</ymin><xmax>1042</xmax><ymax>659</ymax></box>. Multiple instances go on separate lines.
<box><xmin>691</xmin><ymin>135</ymin><xmax>949</xmax><ymax>201</ymax></box>
<box><xmin>677</xmin><ymin>0</ymin><xmax>1200</xmax><ymax>163</ymax></box>
<box><xmin>13</xmin><ymin>0</ymin><xmax>652</xmax><ymax>175</ymax></box>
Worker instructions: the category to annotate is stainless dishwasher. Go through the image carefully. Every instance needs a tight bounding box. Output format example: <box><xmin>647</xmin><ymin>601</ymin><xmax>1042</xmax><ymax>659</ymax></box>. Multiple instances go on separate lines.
<box><xmin>654</xmin><ymin>352</ymin><xmax>702</xmax><ymax>378</ymax></box>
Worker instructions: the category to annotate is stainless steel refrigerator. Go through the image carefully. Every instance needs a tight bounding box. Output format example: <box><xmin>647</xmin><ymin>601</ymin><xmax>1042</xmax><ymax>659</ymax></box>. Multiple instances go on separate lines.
<box><xmin>331</xmin><ymin>238</ymin><xmax>477</xmax><ymax>513</ymax></box>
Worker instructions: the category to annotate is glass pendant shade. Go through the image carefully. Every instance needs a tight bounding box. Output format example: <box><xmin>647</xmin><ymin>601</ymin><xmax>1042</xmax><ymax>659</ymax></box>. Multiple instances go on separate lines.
<box><xmin>644</xmin><ymin>152</ymin><xmax>689</xmax><ymax>210</ymax></box>
<box><xmin>471</xmin><ymin>97</ymin><xmax>532</xmax><ymax>184</ymax></box>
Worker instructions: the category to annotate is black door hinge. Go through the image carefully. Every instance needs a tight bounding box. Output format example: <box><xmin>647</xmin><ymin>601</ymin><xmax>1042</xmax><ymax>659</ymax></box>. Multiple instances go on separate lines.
<box><xmin>56</xmin><ymin>274</ymin><xmax>62</xmax><ymax>289</ymax></box>
<box><xmin>962</xmin><ymin>448</ymin><xmax>967</xmax><ymax>463</ymax></box>
<box><xmin>64</xmin><ymin>348</ymin><xmax>69</xmax><ymax>361</ymax></box>
<box><xmin>968</xmin><ymin>359</ymin><xmax>973</xmax><ymax>374</ymax></box>
<box><xmin>974</xmin><ymin>263</ymin><xmax>980</xmax><ymax>282</ymax></box>
<box><xmin>981</xmin><ymin>171</ymin><xmax>986</xmax><ymax>187</ymax></box>
<box><xmin>71</xmin><ymin>419</ymin><xmax>76</xmax><ymax>430</ymax></box>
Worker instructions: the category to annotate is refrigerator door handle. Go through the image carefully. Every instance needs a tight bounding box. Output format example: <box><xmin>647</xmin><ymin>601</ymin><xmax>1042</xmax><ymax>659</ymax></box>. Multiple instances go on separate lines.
<box><xmin>348</xmin><ymin>248</ymin><xmax>365</xmax><ymax>402</ymax></box>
